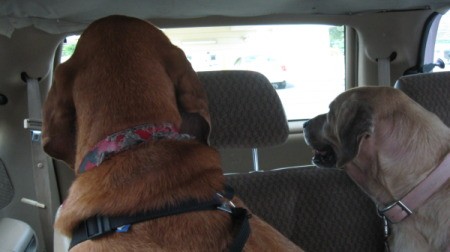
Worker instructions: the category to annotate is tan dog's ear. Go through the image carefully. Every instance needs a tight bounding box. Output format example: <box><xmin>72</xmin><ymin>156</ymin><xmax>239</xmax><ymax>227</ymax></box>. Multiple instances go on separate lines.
<box><xmin>42</xmin><ymin>64</ymin><xmax>76</xmax><ymax>167</ymax></box>
<box><xmin>334</xmin><ymin>100</ymin><xmax>373</xmax><ymax>167</ymax></box>
<box><xmin>166</xmin><ymin>47</ymin><xmax>211</xmax><ymax>144</ymax></box>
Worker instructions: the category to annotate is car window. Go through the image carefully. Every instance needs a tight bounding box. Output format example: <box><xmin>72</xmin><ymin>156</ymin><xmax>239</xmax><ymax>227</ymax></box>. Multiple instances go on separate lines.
<box><xmin>61</xmin><ymin>24</ymin><xmax>345</xmax><ymax>120</ymax></box>
<box><xmin>428</xmin><ymin>11</ymin><xmax>450</xmax><ymax>72</ymax></box>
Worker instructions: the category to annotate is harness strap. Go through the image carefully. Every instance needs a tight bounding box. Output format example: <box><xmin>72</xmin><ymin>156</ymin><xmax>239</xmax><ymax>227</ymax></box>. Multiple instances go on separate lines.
<box><xmin>70</xmin><ymin>185</ymin><xmax>250</xmax><ymax>251</ymax></box>
<box><xmin>228</xmin><ymin>207</ymin><xmax>251</xmax><ymax>252</ymax></box>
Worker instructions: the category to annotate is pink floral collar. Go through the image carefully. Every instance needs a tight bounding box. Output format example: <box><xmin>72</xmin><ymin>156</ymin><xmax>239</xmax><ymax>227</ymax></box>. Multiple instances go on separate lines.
<box><xmin>79</xmin><ymin>123</ymin><xmax>193</xmax><ymax>173</ymax></box>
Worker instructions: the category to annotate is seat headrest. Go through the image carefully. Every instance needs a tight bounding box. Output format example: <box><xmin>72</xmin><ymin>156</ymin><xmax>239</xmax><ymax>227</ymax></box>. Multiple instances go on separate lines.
<box><xmin>394</xmin><ymin>72</ymin><xmax>450</xmax><ymax>127</ymax></box>
<box><xmin>198</xmin><ymin>70</ymin><xmax>288</xmax><ymax>148</ymax></box>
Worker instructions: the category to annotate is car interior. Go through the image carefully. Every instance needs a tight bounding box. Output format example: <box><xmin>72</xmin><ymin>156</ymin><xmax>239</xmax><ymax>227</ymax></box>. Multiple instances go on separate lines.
<box><xmin>1</xmin><ymin>0</ymin><xmax>450</xmax><ymax>251</ymax></box>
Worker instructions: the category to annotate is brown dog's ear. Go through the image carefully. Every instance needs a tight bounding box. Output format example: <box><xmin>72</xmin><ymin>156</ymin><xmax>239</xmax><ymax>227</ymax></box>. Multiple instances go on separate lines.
<box><xmin>180</xmin><ymin>111</ymin><xmax>210</xmax><ymax>143</ymax></box>
<box><xmin>334</xmin><ymin>100</ymin><xmax>373</xmax><ymax>167</ymax></box>
<box><xmin>166</xmin><ymin>47</ymin><xmax>211</xmax><ymax>144</ymax></box>
<box><xmin>42</xmin><ymin>64</ymin><xmax>76</xmax><ymax>167</ymax></box>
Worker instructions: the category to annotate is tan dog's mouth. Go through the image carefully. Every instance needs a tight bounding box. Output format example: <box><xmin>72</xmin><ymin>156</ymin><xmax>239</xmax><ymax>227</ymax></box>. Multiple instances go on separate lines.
<box><xmin>311</xmin><ymin>145</ymin><xmax>337</xmax><ymax>168</ymax></box>
<box><xmin>303</xmin><ymin>118</ymin><xmax>337</xmax><ymax>168</ymax></box>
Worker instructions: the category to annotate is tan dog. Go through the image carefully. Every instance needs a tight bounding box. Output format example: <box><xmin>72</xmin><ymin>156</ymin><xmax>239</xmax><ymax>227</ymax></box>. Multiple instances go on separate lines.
<box><xmin>42</xmin><ymin>15</ymin><xmax>302</xmax><ymax>251</ymax></box>
<box><xmin>303</xmin><ymin>87</ymin><xmax>450</xmax><ymax>252</ymax></box>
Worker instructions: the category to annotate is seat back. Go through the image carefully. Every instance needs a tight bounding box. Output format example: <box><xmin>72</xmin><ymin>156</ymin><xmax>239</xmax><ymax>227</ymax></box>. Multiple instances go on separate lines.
<box><xmin>226</xmin><ymin>167</ymin><xmax>385</xmax><ymax>251</ymax></box>
<box><xmin>394</xmin><ymin>72</ymin><xmax>450</xmax><ymax>126</ymax></box>
<box><xmin>0</xmin><ymin>218</ymin><xmax>37</xmax><ymax>251</ymax></box>
<box><xmin>198</xmin><ymin>70</ymin><xmax>288</xmax><ymax>149</ymax></box>
<box><xmin>0</xmin><ymin>158</ymin><xmax>14</xmax><ymax>209</ymax></box>
<box><xmin>198</xmin><ymin>70</ymin><xmax>289</xmax><ymax>172</ymax></box>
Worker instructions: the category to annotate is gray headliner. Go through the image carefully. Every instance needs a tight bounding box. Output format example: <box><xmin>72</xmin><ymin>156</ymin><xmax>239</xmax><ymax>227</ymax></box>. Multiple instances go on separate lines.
<box><xmin>1</xmin><ymin>0</ymin><xmax>450</xmax><ymax>37</ymax></box>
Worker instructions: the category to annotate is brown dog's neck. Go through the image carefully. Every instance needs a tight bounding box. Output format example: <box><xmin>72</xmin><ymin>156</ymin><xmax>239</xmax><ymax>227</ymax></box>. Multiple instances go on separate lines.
<box><xmin>77</xmin><ymin>123</ymin><xmax>194</xmax><ymax>174</ymax></box>
<box><xmin>58</xmin><ymin>139</ymin><xmax>224</xmax><ymax>236</ymax></box>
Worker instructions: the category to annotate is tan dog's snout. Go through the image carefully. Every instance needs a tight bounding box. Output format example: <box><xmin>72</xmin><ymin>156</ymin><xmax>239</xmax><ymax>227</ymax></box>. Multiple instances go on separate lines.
<box><xmin>304</xmin><ymin>114</ymin><xmax>338</xmax><ymax>168</ymax></box>
<box><xmin>303</xmin><ymin>114</ymin><xmax>326</xmax><ymax>148</ymax></box>
<box><xmin>304</xmin><ymin>89</ymin><xmax>374</xmax><ymax>169</ymax></box>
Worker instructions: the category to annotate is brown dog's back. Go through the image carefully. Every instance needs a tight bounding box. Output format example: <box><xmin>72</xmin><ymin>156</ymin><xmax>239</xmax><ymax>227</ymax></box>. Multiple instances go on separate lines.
<box><xmin>44</xmin><ymin>15</ymin><xmax>302</xmax><ymax>251</ymax></box>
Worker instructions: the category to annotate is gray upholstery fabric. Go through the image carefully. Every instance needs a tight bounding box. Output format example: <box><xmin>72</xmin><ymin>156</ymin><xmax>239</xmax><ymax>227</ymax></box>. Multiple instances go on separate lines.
<box><xmin>226</xmin><ymin>167</ymin><xmax>385</xmax><ymax>252</ymax></box>
<box><xmin>201</xmin><ymin>70</ymin><xmax>384</xmax><ymax>250</ymax></box>
<box><xmin>198</xmin><ymin>70</ymin><xmax>289</xmax><ymax>148</ymax></box>
<box><xmin>394</xmin><ymin>72</ymin><xmax>450</xmax><ymax>126</ymax></box>
<box><xmin>0</xmin><ymin>159</ymin><xmax>14</xmax><ymax>209</ymax></box>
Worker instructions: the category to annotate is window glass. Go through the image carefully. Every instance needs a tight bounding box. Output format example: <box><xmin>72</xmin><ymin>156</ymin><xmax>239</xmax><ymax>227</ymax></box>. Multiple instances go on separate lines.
<box><xmin>61</xmin><ymin>25</ymin><xmax>345</xmax><ymax>120</ymax></box>
<box><xmin>433</xmin><ymin>11</ymin><xmax>450</xmax><ymax>72</ymax></box>
<box><xmin>61</xmin><ymin>36</ymin><xmax>79</xmax><ymax>62</ymax></box>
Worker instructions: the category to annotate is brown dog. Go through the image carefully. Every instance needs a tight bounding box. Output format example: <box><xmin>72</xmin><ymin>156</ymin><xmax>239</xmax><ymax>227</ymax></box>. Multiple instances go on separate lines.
<box><xmin>303</xmin><ymin>86</ymin><xmax>450</xmax><ymax>252</ymax></box>
<box><xmin>42</xmin><ymin>15</ymin><xmax>302</xmax><ymax>251</ymax></box>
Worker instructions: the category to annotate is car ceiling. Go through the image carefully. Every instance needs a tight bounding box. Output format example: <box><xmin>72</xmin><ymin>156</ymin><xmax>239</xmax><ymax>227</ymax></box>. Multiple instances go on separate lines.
<box><xmin>1</xmin><ymin>0</ymin><xmax>450</xmax><ymax>37</ymax></box>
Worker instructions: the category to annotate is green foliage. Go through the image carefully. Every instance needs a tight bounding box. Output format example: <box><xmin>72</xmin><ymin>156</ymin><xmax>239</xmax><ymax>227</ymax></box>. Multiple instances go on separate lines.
<box><xmin>329</xmin><ymin>26</ymin><xmax>345</xmax><ymax>53</ymax></box>
<box><xmin>62</xmin><ymin>43</ymin><xmax>76</xmax><ymax>59</ymax></box>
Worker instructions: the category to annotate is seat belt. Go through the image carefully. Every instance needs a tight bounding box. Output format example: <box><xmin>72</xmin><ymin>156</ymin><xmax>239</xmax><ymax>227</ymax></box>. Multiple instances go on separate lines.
<box><xmin>377</xmin><ymin>52</ymin><xmax>397</xmax><ymax>86</ymax></box>
<box><xmin>377</xmin><ymin>58</ymin><xmax>391</xmax><ymax>86</ymax></box>
<box><xmin>21</xmin><ymin>72</ymin><xmax>60</xmax><ymax>252</ymax></box>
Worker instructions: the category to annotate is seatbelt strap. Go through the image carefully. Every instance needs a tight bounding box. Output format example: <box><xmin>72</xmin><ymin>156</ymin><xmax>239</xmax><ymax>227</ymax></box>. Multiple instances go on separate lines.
<box><xmin>377</xmin><ymin>52</ymin><xmax>397</xmax><ymax>86</ymax></box>
<box><xmin>377</xmin><ymin>58</ymin><xmax>391</xmax><ymax>86</ymax></box>
<box><xmin>22</xmin><ymin>72</ymin><xmax>60</xmax><ymax>252</ymax></box>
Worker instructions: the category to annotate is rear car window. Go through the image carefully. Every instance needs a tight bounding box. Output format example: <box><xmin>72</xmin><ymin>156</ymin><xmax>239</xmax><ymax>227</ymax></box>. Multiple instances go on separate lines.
<box><xmin>433</xmin><ymin>11</ymin><xmax>450</xmax><ymax>72</ymax></box>
<box><xmin>61</xmin><ymin>24</ymin><xmax>345</xmax><ymax>120</ymax></box>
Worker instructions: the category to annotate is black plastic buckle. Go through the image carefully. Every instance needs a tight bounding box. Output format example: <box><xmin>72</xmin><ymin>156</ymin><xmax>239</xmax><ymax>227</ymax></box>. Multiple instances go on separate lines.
<box><xmin>84</xmin><ymin>216</ymin><xmax>113</xmax><ymax>240</ymax></box>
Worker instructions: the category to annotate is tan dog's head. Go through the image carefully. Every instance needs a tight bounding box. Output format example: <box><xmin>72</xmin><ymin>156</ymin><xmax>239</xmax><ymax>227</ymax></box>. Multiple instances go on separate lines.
<box><xmin>42</xmin><ymin>15</ymin><xmax>210</xmax><ymax>168</ymax></box>
<box><xmin>304</xmin><ymin>87</ymin><xmax>450</xmax><ymax>201</ymax></box>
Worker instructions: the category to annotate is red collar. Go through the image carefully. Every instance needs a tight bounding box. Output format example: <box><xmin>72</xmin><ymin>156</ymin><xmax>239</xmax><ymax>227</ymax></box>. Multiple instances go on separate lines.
<box><xmin>378</xmin><ymin>153</ymin><xmax>450</xmax><ymax>223</ymax></box>
<box><xmin>78</xmin><ymin>123</ymin><xmax>193</xmax><ymax>173</ymax></box>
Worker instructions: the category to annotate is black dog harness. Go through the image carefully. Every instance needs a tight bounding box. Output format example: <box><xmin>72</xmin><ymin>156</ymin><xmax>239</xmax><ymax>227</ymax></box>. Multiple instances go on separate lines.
<box><xmin>70</xmin><ymin>124</ymin><xmax>251</xmax><ymax>251</ymax></box>
<box><xmin>69</xmin><ymin>185</ymin><xmax>251</xmax><ymax>251</ymax></box>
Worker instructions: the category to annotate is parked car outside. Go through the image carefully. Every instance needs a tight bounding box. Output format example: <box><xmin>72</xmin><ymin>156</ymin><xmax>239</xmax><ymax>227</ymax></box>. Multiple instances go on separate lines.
<box><xmin>234</xmin><ymin>55</ymin><xmax>288</xmax><ymax>89</ymax></box>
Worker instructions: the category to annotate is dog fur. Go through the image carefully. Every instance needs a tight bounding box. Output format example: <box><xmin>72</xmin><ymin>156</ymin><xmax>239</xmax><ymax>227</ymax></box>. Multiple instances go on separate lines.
<box><xmin>303</xmin><ymin>87</ymin><xmax>450</xmax><ymax>252</ymax></box>
<box><xmin>42</xmin><ymin>15</ymin><xmax>302</xmax><ymax>251</ymax></box>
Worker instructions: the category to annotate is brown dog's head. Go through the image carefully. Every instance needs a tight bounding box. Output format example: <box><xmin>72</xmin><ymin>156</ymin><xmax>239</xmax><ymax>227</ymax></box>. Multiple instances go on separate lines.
<box><xmin>304</xmin><ymin>87</ymin><xmax>450</xmax><ymax>199</ymax></box>
<box><xmin>42</xmin><ymin>15</ymin><xmax>211</xmax><ymax>168</ymax></box>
